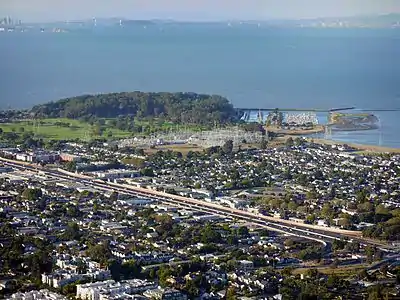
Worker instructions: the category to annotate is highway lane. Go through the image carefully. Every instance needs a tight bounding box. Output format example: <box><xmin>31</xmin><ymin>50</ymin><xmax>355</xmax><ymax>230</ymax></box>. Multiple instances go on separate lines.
<box><xmin>46</xmin><ymin>168</ymin><xmax>333</xmax><ymax>245</ymax></box>
<box><xmin>0</xmin><ymin>158</ymin><xmax>334</xmax><ymax>245</ymax></box>
<box><xmin>0</xmin><ymin>157</ymin><xmax>396</xmax><ymax>252</ymax></box>
<box><xmin>54</xmin><ymin>169</ymin><xmax>394</xmax><ymax>250</ymax></box>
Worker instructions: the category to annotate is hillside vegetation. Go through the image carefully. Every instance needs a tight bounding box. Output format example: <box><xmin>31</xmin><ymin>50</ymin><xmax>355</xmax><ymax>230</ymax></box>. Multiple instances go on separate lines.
<box><xmin>31</xmin><ymin>92</ymin><xmax>238</xmax><ymax>125</ymax></box>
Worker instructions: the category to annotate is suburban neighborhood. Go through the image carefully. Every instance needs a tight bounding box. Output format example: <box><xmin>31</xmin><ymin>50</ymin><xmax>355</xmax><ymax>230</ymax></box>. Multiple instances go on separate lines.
<box><xmin>1</xmin><ymin>137</ymin><xmax>400</xmax><ymax>299</ymax></box>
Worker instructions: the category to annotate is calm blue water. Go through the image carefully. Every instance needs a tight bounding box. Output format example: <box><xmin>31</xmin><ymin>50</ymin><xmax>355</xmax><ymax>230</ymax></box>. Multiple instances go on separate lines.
<box><xmin>0</xmin><ymin>24</ymin><xmax>399</xmax><ymax>147</ymax></box>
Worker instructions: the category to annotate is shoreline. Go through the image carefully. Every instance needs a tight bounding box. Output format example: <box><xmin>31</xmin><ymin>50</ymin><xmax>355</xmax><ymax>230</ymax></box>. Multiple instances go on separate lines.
<box><xmin>308</xmin><ymin>137</ymin><xmax>400</xmax><ymax>154</ymax></box>
<box><xmin>267</xmin><ymin>126</ymin><xmax>399</xmax><ymax>153</ymax></box>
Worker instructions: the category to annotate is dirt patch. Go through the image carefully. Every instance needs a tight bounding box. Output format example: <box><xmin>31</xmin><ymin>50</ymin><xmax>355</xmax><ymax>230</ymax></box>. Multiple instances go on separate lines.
<box><xmin>144</xmin><ymin>143</ymin><xmax>204</xmax><ymax>155</ymax></box>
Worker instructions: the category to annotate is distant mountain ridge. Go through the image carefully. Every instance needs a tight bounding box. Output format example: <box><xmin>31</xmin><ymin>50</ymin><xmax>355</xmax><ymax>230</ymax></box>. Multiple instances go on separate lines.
<box><xmin>94</xmin><ymin>13</ymin><xmax>400</xmax><ymax>28</ymax></box>
<box><xmin>17</xmin><ymin>13</ymin><xmax>400</xmax><ymax>29</ymax></box>
<box><xmin>261</xmin><ymin>13</ymin><xmax>400</xmax><ymax>28</ymax></box>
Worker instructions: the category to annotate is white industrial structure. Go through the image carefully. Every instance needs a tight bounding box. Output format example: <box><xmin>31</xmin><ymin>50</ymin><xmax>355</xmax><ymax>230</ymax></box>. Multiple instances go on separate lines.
<box><xmin>118</xmin><ymin>127</ymin><xmax>265</xmax><ymax>149</ymax></box>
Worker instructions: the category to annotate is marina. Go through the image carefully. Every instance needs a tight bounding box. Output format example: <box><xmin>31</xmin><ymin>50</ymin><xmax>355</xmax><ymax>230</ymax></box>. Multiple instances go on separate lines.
<box><xmin>241</xmin><ymin>109</ymin><xmax>399</xmax><ymax>148</ymax></box>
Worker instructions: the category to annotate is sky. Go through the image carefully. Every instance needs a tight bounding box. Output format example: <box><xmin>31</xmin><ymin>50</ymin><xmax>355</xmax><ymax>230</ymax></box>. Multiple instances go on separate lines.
<box><xmin>1</xmin><ymin>0</ymin><xmax>400</xmax><ymax>22</ymax></box>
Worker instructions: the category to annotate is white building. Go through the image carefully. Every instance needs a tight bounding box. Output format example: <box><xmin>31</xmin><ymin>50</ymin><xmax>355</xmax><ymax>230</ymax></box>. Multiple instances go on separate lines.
<box><xmin>76</xmin><ymin>279</ymin><xmax>157</xmax><ymax>300</ymax></box>
<box><xmin>42</xmin><ymin>255</ymin><xmax>111</xmax><ymax>288</ymax></box>
<box><xmin>100</xmin><ymin>294</ymin><xmax>147</xmax><ymax>300</ymax></box>
<box><xmin>10</xmin><ymin>289</ymin><xmax>68</xmax><ymax>300</ymax></box>
<box><xmin>93</xmin><ymin>169</ymin><xmax>140</xmax><ymax>180</ymax></box>
<box><xmin>238</xmin><ymin>260</ymin><xmax>254</xmax><ymax>271</ymax></box>
<box><xmin>317</xmin><ymin>220</ymin><xmax>328</xmax><ymax>227</ymax></box>
<box><xmin>117</xmin><ymin>198</ymin><xmax>154</xmax><ymax>207</ymax></box>
<box><xmin>143</xmin><ymin>288</ymin><xmax>187</xmax><ymax>300</ymax></box>
<box><xmin>15</xmin><ymin>153</ymin><xmax>28</xmax><ymax>161</ymax></box>
<box><xmin>217</xmin><ymin>196</ymin><xmax>247</xmax><ymax>209</ymax></box>
<box><xmin>15</xmin><ymin>151</ymin><xmax>59</xmax><ymax>163</ymax></box>
<box><xmin>99</xmin><ymin>221</ymin><xmax>127</xmax><ymax>232</ymax></box>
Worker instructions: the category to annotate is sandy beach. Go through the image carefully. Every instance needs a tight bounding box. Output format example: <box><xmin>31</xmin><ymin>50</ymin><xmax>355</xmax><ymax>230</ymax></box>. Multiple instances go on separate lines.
<box><xmin>310</xmin><ymin>138</ymin><xmax>400</xmax><ymax>154</ymax></box>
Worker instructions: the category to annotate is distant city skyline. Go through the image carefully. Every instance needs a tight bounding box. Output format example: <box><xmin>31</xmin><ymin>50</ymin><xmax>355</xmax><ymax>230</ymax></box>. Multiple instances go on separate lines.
<box><xmin>1</xmin><ymin>0</ymin><xmax>400</xmax><ymax>22</ymax></box>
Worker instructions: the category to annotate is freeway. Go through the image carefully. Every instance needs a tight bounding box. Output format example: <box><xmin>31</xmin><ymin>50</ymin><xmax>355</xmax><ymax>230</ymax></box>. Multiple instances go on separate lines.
<box><xmin>2</xmin><ymin>159</ymin><xmax>330</xmax><ymax>246</ymax></box>
<box><xmin>0</xmin><ymin>157</ymin><xmax>396</xmax><ymax>252</ymax></box>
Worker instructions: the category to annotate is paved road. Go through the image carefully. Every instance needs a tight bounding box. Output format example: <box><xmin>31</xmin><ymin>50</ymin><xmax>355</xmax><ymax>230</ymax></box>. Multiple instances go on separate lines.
<box><xmin>0</xmin><ymin>157</ymin><xmax>397</xmax><ymax>253</ymax></box>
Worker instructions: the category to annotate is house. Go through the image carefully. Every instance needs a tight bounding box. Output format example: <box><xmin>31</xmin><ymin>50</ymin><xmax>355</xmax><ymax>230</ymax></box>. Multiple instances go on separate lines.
<box><xmin>0</xmin><ymin>280</ymin><xmax>14</xmax><ymax>291</ymax></box>
<box><xmin>238</xmin><ymin>260</ymin><xmax>254</xmax><ymax>271</ymax></box>
<box><xmin>76</xmin><ymin>279</ymin><xmax>157</xmax><ymax>300</ymax></box>
<box><xmin>9</xmin><ymin>289</ymin><xmax>68</xmax><ymax>300</ymax></box>
<box><xmin>143</xmin><ymin>288</ymin><xmax>187</xmax><ymax>300</ymax></box>
<box><xmin>60</xmin><ymin>153</ymin><xmax>82</xmax><ymax>162</ymax></box>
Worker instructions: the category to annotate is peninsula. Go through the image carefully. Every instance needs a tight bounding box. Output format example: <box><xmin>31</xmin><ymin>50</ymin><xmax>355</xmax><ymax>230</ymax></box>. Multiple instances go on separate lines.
<box><xmin>1</xmin><ymin>91</ymin><xmax>400</xmax><ymax>300</ymax></box>
<box><xmin>31</xmin><ymin>91</ymin><xmax>239</xmax><ymax>124</ymax></box>
<box><xmin>0</xmin><ymin>91</ymin><xmax>396</xmax><ymax>154</ymax></box>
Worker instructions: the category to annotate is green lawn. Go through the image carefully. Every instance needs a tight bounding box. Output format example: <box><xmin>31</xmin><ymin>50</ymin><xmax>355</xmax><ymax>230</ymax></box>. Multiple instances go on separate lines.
<box><xmin>0</xmin><ymin>118</ymin><xmax>132</xmax><ymax>140</ymax></box>
<box><xmin>0</xmin><ymin>117</ymin><xmax>223</xmax><ymax>141</ymax></box>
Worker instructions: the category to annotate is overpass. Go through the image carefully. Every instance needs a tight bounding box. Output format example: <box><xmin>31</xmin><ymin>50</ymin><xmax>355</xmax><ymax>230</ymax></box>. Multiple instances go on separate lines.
<box><xmin>0</xmin><ymin>157</ymin><xmax>396</xmax><ymax>252</ymax></box>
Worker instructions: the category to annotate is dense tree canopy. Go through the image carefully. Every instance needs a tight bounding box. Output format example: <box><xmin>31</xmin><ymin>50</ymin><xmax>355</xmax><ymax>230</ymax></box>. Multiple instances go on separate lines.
<box><xmin>31</xmin><ymin>92</ymin><xmax>238</xmax><ymax>125</ymax></box>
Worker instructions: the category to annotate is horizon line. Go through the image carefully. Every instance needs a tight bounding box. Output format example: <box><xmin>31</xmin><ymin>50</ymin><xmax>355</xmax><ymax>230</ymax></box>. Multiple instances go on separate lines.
<box><xmin>11</xmin><ymin>12</ymin><xmax>400</xmax><ymax>24</ymax></box>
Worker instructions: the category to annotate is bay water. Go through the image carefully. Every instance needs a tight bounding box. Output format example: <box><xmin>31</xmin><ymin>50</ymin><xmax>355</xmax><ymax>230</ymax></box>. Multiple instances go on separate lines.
<box><xmin>0</xmin><ymin>24</ymin><xmax>399</xmax><ymax>147</ymax></box>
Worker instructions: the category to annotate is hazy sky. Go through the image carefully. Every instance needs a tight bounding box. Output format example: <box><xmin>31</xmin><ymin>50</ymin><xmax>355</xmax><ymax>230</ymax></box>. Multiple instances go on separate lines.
<box><xmin>1</xmin><ymin>0</ymin><xmax>400</xmax><ymax>22</ymax></box>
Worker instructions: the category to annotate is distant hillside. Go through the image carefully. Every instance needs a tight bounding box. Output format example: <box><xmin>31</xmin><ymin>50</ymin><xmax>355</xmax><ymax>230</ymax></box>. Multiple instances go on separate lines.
<box><xmin>31</xmin><ymin>92</ymin><xmax>238</xmax><ymax>124</ymax></box>
<box><xmin>266</xmin><ymin>13</ymin><xmax>400</xmax><ymax>28</ymax></box>
<box><xmin>122</xmin><ymin>20</ymin><xmax>156</xmax><ymax>26</ymax></box>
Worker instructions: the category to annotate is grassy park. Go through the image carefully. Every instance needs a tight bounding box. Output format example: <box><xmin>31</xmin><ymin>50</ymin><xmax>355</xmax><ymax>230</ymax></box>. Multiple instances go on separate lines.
<box><xmin>0</xmin><ymin>118</ymin><xmax>132</xmax><ymax>140</ymax></box>
<box><xmin>0</xmin><ymin>117</ymin><xmax>213</xmax><ymax>142</ymax></box>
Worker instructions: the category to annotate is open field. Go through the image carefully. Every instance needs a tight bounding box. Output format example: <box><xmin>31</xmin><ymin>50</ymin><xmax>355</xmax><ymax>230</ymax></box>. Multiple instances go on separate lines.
<box><xmin>292</xmin><ymin>264</ymin><xmax>368</xmax><ymax>277</ymax></box>
<box><xmin>0</xmin><ymin>118</ymin><xmax>132</xmax><ymax>140</ymax></box>
<box><xmin>0</xmin><ymin>117</ymin><xmax>213</xmax><ymax>141</ymax></box>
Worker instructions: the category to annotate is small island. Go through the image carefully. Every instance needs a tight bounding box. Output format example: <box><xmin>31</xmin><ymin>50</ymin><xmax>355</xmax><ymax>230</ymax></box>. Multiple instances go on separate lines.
<box><xmin>329</xmin><ymin>112</ymin><xmax>380</xmax><ymax>131</ymax></box>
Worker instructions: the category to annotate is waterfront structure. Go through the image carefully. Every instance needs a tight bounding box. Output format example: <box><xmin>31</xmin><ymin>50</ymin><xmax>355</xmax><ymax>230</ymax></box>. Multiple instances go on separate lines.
<box><xmin>283</xmin><ymin>112</ymin><xmax>318</xmax><ymax>126</ymax></box>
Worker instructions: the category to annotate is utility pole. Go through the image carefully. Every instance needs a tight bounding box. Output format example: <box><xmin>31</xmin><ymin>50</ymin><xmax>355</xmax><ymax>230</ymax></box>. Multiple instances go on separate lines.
<box><xmin>324</xmin><ymin>125</ymin><xmax>332</xmax><ymax>140</ymax></box>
